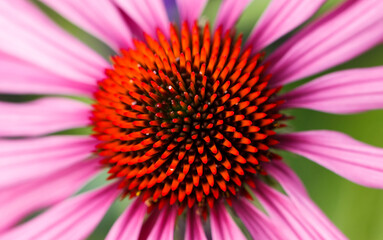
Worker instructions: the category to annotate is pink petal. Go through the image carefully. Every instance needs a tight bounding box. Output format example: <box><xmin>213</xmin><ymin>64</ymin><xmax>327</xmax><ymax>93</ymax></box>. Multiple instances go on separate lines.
<box><xmin>266</xmin><ymin>161</ymin><xmax>347</xmax><ymax>239</ymax></box>
<box><xmin>214</xmin><ymin>0</ymin><xmax>252</xmax><ymax>32</ymax></box>
<box><xmin>137</xmin><ymin>210</ymin><xmax>160</xmax><ymax>240</ymax></box>
<box><xmin>0</xmin><ymin>0</ymin><xmax>109</xmax><ymax>86</ymax></box>
<box><xmin>0</xmin><ymin>54</ymin><xmax>95</xmax><ymax>96</ymax></box>
<box><xmin>247</xmin><ymin>0</ymin><xmax>325</xmax><ymax>52</ymax></box>
<box><xmin>277</xmin><ymin>130</ymin><xmax>383</xmax><ymax>188</ymax></box>
<box><xmin>146</xmin><ymin>206</ymin><xmax>177</xmax><ymax>240</ymax></box>
<box><xmin>210</xmin><ymin>201</ymin><xmax>246</xmax><ymax>240</ymax></box>
<box><xmin>176</xmin><ymin>0</ymin><xmax>207</xmax><ymax>24</ymax></box>
<box><xmin>0</xmin><ymin>135</ymin><xmax>97</xmax><ymax>187</ymax></box>
<box><xmin>0</xmin><ymin>158</ymin><xmax>100</xmax><ymax>232</ymax></box>
<box><xmin>0</xmin><ymin>98</ymin><xmax>91</xmax><ymax>137</ymax></box>
<box><xmin>114</xmin><ymin>0</ymin><xmax>170</xmax><ymax>37</ymax></box>
<box><xmin>233</xmin><ymin>198</ymin><xmax>287</xmax><ymax>240</ymax></box>
<box><xmin>185</xmin><ymin>208</ymin><xmax>207</xmax><ymax>240</ymax></box>
<box><xmin>254</xmin><ymin>182</ymin><xmax>318</xmax><ymax>239</ymax></box>
<box><xmin>39</xmin><ymin>0</ymin><xmax>133</xmax><ymax>50</ymax></box>
<box><xmin>138</xmin><ymin>206</ymin><xmax>177</xmax><ymax>240</ymax></box>
<box><xmin>267</xmin><ymin>0</ymin><xmax>383</xmax><ymax>87</ymax></box>
<box><xmin>0</xmin><ymin>182</ymin><xmax>119</xmax><ymax>240</ymax></box>
<box><xmin>106</xmin><ymin>198</ymin><xmax>147</xmax><ymax>240</ymax></box>
<box><xmin>280</xmin><ymin>66</ymin><xmax>383</xmax><ymax>114</ymax></box>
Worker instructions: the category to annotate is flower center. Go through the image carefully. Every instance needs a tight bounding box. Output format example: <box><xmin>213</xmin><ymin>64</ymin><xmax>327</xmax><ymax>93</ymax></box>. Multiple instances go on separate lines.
<box><xmin>92</xmin><ymin>22</ymin><xmax>284</xmax><ymax>214</ymax></box>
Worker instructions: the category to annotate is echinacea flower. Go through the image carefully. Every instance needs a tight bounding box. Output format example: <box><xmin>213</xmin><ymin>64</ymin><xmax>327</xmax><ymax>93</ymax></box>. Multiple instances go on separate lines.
<box><xmin>1</xmin><ymin>0</ymin><xmax>383</xmax><ymax>239</ymax></box>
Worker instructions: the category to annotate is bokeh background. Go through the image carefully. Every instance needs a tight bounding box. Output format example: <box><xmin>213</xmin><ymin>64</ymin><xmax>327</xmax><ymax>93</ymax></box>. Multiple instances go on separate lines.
<box><xmin>3</xmin><ymin>0</ymin><xmax>382</xmax><ymax>239</ymax></box>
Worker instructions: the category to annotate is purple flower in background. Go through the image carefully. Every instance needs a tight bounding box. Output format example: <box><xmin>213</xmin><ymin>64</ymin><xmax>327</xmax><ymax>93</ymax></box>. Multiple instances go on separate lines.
<box><xmin>1</xmin><ymin>0</ymin><xmax>383</xmax><ymax>239</ymax></box>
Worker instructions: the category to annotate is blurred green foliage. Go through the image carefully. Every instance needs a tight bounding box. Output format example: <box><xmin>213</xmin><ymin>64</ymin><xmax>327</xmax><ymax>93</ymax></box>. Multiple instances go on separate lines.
<box><xmin>3</xmin><ymin>0</ymin><xmax>382</xmax><ymax>239</ymax></box>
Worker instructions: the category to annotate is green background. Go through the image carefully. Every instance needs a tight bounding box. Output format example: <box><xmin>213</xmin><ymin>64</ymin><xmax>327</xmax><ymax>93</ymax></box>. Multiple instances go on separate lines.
<box><xmin>7</xmin><ymin>0</ymin><xmax>383</xmax><ymax>239</ymax></box>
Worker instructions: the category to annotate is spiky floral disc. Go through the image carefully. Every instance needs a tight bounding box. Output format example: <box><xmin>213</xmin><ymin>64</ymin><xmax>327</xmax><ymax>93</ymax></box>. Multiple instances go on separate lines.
<box><xmin>92</xmin><ymin>21</ymin><xmax>284</xmax><ymax>212</ymax></box>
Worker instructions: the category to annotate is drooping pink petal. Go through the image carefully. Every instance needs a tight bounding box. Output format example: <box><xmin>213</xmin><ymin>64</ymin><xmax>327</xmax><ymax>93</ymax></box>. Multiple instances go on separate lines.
<box><xmin>277</xmin><ymin>130</ymin><xmax>383</xmax><ymax>188</ymax></box>
<box><xmin>0</xmin><ymin>135</ymin><xmax>98</xmax><ymax>187</ymax></box>
<box><xmin>214</xmin><ymin>0</ymin><xmax>252</xmax><ymax>32</ymax></box>
<box><xmin>185</xmin><ymin>208</ymin><xmax>207</xmax><ymax>240</ymax></box>
<box><xmin>267</xmin><ymin>0</ymin><xmax>383</xmax><ymax>87</ymax></box>
<box><xmin>0</xmin><ymin>98</ymin><xmax>91</xmax><ymax>137</ymax></box>
<box><xmin>266</xmin><ymin>161</ymin><xmax>347</xmax><ymax>239</ymax></box>
<box><xmin>114</xmin><ymin>0</ymin><xmax>170</xmax><ymax>37</ymax></box>
<box><xmin>0</xmin><ymin>158</ymin><xmax>100</xmax><ymax>233</ymax></box>
<box><xmin>233</xmin><ymin>197</ymin><xmax>287</xmax><ymax>240</ymax></box>
<box><xmin>137</xmin><ymin>210</ymin><xmax>160</xmax><ymax>240</ymax></box>
<box><xmin>254</xmin><ymin>182</ymin><xmax>318</xmax><ymax>239</ymax></box>
<box><xmin>176</xmin><ymin>0</ymin><xmax>207</xmax><ymax>24</ymax></box>
<box><xmin>280</xmin><ymin>66</ymin><xmax>383</xmax><ymax>114</ymax></box>
<box><xmin>106</xmin><ymin>198</ymin><xmax>147</xmax><ymax>240</ymax></box>
<box><xmin>0</xmin><ymin>182</ymin><xmax>119</xmax><ymax>240</ymax></box>
<box><xmin>39</xmin><ymin>0</ymin><xmax>133</xmax><ymax>50</ymax></box>
<box><xmin>138</xmin><ymin>206</ymin><xmax>177</xmax><ymax>240</ymax></box>
<box><xmin>0</xmin><ymin>0</ymin><xmax>108</xmax><ymax>86</ymax></box>
<box><xmin>247</xmin><ymin>0</ymin><xmax>325</xmax><ymax>52</ymax></box>
<box><xmin>210</xmin><ymin>201</ymin><xmax>246</xmax><ymax>240</ymax></box>
<box><xmin>0</xmin><ymin>54</ymin><xmax>95</xmax><ymax>96</ymax></box>
<box><xmin>146</xmin><ymin>206</ymin><xmax>177</xmax><ymax>240</ymax></box>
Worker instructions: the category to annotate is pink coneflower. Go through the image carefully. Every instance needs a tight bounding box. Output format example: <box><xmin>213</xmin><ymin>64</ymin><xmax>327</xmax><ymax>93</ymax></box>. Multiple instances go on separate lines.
<box><xmin>1</xmin><ymin>0</ymin><xmax>383</xmax><ymax>239</ymax></box>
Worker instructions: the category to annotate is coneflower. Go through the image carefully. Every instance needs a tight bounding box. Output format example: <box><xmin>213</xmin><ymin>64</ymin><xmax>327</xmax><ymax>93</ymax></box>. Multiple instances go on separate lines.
<box><xmin>1</xmin><ymin>0</ymin><xmax>383</xmax><ymax>239</ymax></box>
